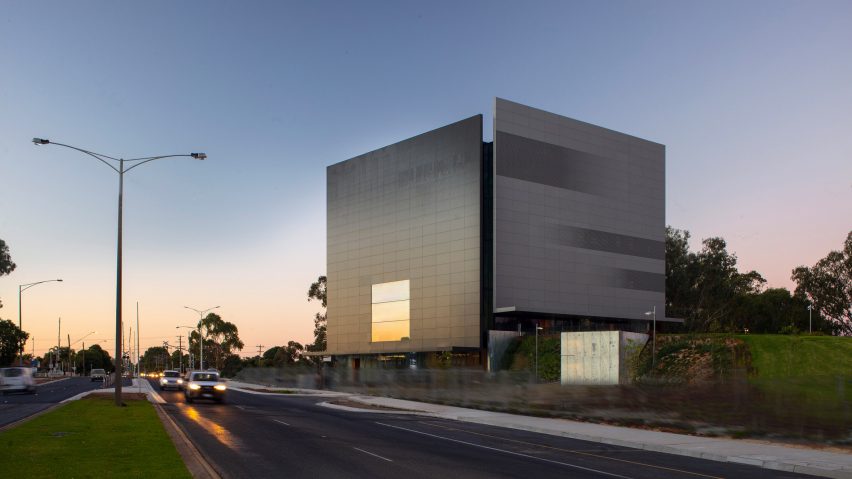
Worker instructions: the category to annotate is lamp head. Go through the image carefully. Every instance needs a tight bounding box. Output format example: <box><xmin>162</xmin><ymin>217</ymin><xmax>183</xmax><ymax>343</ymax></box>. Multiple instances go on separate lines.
<box><xmin>644</xmin><ymin>311</ymin><xmax>653</xmax><ymax>316</ymax></box>
<box><xmin>57</xmin><ymin>279</ymin><xmax>63</xmax><ymax>282</ymax></box>
<box><xmin>32</xmin><ymin>138</ymin><xmax>50</xmax><ymax>145</ymax></box>
<box><xmin>190</xmin><ymin>152</ymin><xmax>207</xmax><ymax>160</ymax></box>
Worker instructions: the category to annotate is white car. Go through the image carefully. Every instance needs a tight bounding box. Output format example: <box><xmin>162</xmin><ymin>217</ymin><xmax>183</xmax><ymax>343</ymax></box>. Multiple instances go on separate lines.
<box><xmin>159</xmin><ymin>370</ymin><xmax>183</xmax><ymax>390</ymax></box>
<box><xmin>0</xmin><ymin>367</ymin><xmax>36</xmax><ymax>394</ymax></box>
<box><xmin>184</xmin><ymin>371</ymin><xmax>227</xmax><ymax>403</ymax></box>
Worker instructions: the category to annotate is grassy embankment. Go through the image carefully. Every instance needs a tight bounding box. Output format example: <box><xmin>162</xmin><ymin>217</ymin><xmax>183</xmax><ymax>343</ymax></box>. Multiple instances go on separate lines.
<box><xmin>0</xmin><ymin>396</ymin><xmax>189</xmax><ymax>478</ymax></box>
<box><xmin>737</xmin><ymin>334</ymin><xmax>852</xmax><ymax>404</ymax></box>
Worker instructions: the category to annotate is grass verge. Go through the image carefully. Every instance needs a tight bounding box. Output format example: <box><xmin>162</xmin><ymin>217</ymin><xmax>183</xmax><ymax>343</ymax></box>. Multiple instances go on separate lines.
<box><xmin>0</xmin><ymin>395</ymin><xmax>190</xmax><ymax>478</ymax></box>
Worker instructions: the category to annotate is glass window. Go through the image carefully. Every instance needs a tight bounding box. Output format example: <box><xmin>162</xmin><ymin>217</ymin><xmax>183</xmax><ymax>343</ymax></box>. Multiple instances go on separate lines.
<box><xmin>372</xmin><ymin>280</ymin><xmax>410</xmax><ymax>303</ymax></box>
<box><xmin>372</xmin><ymin>280</ymin><xmax>410</xmax><ymax>342</ymax></box>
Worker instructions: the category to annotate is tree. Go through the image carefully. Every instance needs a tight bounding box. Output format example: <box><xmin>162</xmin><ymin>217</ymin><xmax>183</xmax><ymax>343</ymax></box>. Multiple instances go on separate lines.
<box><xmin>259</xmin><ymin>346</ymin><xmax>282</xmax><ymax>367</ymax></box>
<box><xmin>191</xmin><ymin>313</ymin><xmax>244</xmax><ymax>371</ymax></box>
<box><xmin>0</xmin><ymin>239</ymin><xmax>15</xmax><ymax>278</ymax></box>
<box><xmin>141</xmin><ymin>346</ymin><xmax>171</xmax><ymax>372</ymax></box>
<box><xmin>0</xmin><ymin>319</ymin><xmax>28</xmax><ymax>366</ymax></box>
<box><xmin>665</xmin><ymin>227</ymin><xmax>697</xmax><ymax>321</ymax></box>
<box><xmin>171</xmin><ymin>350</ymin><xmax>188</xmax><ymax>370</ymax></box>
<box><xmin>792</xmin><ymin>231</ymin><xmax>852</xmax><ymax>335</ymax></box>
<box><xmin>221</xmin><ymin>353</ymin><xmax>243</xmax><ymax>377</ymax></box>
<box><xmin>272</xmin><ymin>341</ymin><xmax>307</xmax><ymax>366</ymax></box>
<box><xmin>83</xmin><ymin>344</ymin><xmax>114</xmax><ymax>372</ymax></box>
<box><xmin>692</xmin><ymin>237</ymin><xmax>765</xmax><ymax>331</ymax></box>
<box><xmin>0</xmin><ymin>238</ymin><xmax>16</xmax><ymax>309</ymax></box>
<box><xmin>306</xmin><ymin>275</ymin><xmax>327</xmax><ymax>352</ymax></box>
<box><xmin>665</xmin><ymin>227</ymin><xmax>766</xmax><ymax>331</ymax></box>
<box><xmin>736</xmin><ymin>288</ymin><xmax>825</xmax><ymax>334</ymax></box>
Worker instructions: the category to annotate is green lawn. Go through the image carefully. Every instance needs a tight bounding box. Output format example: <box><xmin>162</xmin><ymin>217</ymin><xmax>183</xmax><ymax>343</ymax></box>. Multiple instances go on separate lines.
<box><xmin>737</xmin><ymin>334</ymin><xmax>852</xmax><ymax>378</ymax></box>
<box><xmin>0</xmin><ymin>396</ymin><xmax>190</xmax><ymax>478</ymax></box>
<box><xmin>737</xmin><ymin>334</ymin><xmax>852</xmax><ymax>415</ymax></box>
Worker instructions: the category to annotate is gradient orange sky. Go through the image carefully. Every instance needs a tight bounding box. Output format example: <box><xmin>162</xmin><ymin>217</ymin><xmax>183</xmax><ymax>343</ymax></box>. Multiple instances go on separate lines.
<box><xmin>2</xmin><ymin>1</ymin><xmax>850</xmax><ymax>359</ymax></box>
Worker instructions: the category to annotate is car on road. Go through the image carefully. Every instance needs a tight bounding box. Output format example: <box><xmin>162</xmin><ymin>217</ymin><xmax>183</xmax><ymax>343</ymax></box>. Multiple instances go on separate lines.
<box><xmin>159</xmin><ymin>370</ymin><xmax>183</xmax><ymax>390</ymax></box>
<box><xmin>0</xmin><ymin>367</ymin><xmax>36</xmax><ymax>395</ymax></box>
<box><xmin>90</xmin><ymin>368</ymin><xmax>106</xmax><ymax>382</ymax></box>
<box><xmin>184</xmin><ymin>371</ymin><xmax>226</xmax><ymax>403</ymax></box>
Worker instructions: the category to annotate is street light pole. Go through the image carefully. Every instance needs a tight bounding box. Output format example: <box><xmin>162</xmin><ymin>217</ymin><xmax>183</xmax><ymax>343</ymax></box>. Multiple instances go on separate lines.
<box><xmin>535</xmin><ymin>323</ymin><xmax>543</xmax><ymax>382</ymax></box>
<box><xmin>645</xmin><ymin>306</ymin><xmax>657</xmax><ymax>369</ymax></box>
<box><xmin>808</xmin><ymin>304</ymin><xmax>812</xmax><ymax>334</ymax></box>
<box><xmin>18</xmin><ymin>279</ymin><xmax>63</xmax><ymax>365</ymax></box>
<box><xmin>33</xmin><ymin>138</ymin><xmax>206</xmax><ymax>406</ymax></box>
<box><xmin>183</xmin><ymin>306</ymin><xmax>219</xmax><ymax>371</ymax></box>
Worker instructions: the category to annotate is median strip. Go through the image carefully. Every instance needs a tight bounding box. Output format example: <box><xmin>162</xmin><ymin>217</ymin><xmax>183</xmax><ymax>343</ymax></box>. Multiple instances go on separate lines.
<box><xmin>0</xmin><ymin>395</ymin><xmax>190</xmax><ymax>478</ymax></box>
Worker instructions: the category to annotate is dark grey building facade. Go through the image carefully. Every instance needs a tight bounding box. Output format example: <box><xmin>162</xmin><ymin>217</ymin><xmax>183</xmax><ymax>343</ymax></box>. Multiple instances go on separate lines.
<box><xmin>326</xmin><ymin>99</ymin><xmax>665</xmax><ymax>368</ymax></box>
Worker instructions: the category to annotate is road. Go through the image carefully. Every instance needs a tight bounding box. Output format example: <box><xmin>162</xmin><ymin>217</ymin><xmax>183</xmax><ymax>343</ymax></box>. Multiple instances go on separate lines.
<box><xmin>0</xmin><ymin>376</ymin><xmax>124</xmax><ymax>428</ymax></box>
<box><xmin>153</xmin><ymin>380</ymin><xmax>812</xmax><ymax>479</ymax></box>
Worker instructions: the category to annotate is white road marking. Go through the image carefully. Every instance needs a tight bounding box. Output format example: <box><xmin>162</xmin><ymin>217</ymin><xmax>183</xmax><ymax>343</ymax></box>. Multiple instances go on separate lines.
<box><xmin>375</xmin><ymin>422</ymin><xmax>633</xmax><ymax>479</ymax></box>
<box><xmin>353</xmin><ymin>447</ymin><xmax>393</xmax><ymax>462</ymax></box>
<box><xmin>273</xmin><ymin>419</ymin><xmax>290</xmax><ymax>426</ymax></box>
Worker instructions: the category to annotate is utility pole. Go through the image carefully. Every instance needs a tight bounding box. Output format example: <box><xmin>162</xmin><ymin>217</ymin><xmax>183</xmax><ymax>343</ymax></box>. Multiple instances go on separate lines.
<box><xmin>256</xmin><ymin>345</ymin><xmax>264</xmax><ymax>357</ymax></box>
<box><xmin>57</xmin><ymin>317</ymin><xmax>61</xmax><ymax>373</ymax></box>
<box><xmin>67</xmin><ymin>334</ymin><xmax>70</xmax><ymax>375</ymax></box>
<box><xmin>136</xmin><ymin>302</ymin><xmax>140</xmax><ymax>379</ymax></box>
<box><xmin>178</xmin><ymin>335</ymin><xmax>183</xmax><ymax>373</ymax></box>
<box><xmin>163</xmin><ymin>341</ymin><xmax>170</xmax><ymax>370</ymax></box>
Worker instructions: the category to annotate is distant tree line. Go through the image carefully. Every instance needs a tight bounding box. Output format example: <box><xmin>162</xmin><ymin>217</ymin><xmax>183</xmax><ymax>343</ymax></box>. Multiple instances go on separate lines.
<box><xmin>667</xmin><ymin>227</ymin><xmax>851</xmax><ymax>335</ymax></box>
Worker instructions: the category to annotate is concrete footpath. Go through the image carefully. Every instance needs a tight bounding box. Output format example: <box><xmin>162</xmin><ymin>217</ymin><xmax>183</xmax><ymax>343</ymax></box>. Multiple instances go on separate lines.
<box><xmin>228</xmin><ymin>380</ymin><xmax>852</xmax><ymax>479</ymax></box>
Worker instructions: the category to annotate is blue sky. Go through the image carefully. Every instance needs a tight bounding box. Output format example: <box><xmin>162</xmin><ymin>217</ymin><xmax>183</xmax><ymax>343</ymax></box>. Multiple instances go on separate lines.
<box><xmin>1</xmin><ymin>1</ymin><xmax>850</xmax><ymax>356</ymax></box>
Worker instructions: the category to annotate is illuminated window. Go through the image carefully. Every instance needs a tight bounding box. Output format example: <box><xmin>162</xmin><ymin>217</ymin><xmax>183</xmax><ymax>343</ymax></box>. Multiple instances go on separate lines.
<box><xmin>372</xmin><ymin>280</ymin><xmax>410</xmax><ymax>342</ymax></box>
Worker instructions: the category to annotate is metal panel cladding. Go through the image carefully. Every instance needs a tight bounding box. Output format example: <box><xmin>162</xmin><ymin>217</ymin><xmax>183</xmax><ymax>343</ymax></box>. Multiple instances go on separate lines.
<box><xmin>326</xmin><ymin>116</ymin><xmax>483</xmax><ymax>355</ymax></box>
<box><xmin>493</xmin><ymin>98</ymin><xmax>665</xmax><ymax>320</ymax></box>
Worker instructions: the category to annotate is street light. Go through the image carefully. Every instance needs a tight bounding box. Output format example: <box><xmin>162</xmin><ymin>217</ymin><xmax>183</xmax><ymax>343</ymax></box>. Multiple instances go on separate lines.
<box><xmin>183</xmin><ymin>305</ymin><xmax>219</xmax><ymax>371</ymax></box>
<box><xmin>33</xmin><ymin>138</ymin><xmax>206</xmax><ymax>406</ymax></box>
<box><xmin>535</xmin><ymin>323</ymin><xmax>544</xmax><ymax>382</ymax></box>
<box><xmin>645</xmin><ymin>306</ymin><xmax>656</xmax><ymax>369</ymax></box>
<box><xmin>18</xmin><ymin>279</ymin><xmax>63</xmax><ymax>365</ymax></box>
<box><xmin>807</xmin><ymin>304</ymin><xmax>812</xmax><ymax>334</ymax></box>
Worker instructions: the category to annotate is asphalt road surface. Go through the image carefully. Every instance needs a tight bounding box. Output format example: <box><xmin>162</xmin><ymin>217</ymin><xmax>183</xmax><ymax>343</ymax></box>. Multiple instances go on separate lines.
<box><xmin>0</xmin><ymin>376</ymin><xmax>130</xmax><ymax>428</ymax></box>
<box><xmin>152</xmin><ymin>380</ymin><xmax>813</xmax><ymax>479</ymax></box>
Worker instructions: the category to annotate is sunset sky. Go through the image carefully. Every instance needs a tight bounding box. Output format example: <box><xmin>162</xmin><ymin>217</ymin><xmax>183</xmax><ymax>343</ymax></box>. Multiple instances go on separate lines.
<box><xmin>1</xmin><ymin>1</ymin><xmax>850</xmax><ymax>359</ymax></box>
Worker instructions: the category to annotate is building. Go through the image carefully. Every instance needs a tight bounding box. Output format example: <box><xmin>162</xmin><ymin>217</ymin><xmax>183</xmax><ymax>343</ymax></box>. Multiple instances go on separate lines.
<box><xmin>325</xmin><ymin>98</ymin><xmax>667</xmax><ymax>369</ymax></box>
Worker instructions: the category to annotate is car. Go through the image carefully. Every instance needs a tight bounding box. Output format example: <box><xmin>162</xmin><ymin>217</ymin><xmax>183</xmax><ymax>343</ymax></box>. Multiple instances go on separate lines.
<box><xmin>90</xmin><ymin>368</ymin><xmax>106</xmax><ymax>381</ymax></box>
<box><xmin>184</xmin><ymin>371</ymin><xmax>227</xmax><ymax>403</ymax></box>
<box><xmin>159</xmin><ymin>370</ymin><xmax>183</xmax><ymax>390</ymax></box>
<box><xmin>0</xmin><ymin>367</ymin><xmax>36</xmax><ymax>394</ymax></box>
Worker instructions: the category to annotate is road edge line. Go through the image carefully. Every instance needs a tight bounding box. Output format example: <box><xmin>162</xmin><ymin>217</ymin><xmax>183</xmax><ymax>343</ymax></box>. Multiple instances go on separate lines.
<box><xmin>154</xmin><ymin>402</ymin><xmax>221</xmax><ymax>479</ymax></box>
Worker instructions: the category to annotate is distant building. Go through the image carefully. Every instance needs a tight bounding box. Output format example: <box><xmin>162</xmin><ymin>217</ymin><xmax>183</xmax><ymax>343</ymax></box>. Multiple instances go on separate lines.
<box><xmin>325</xmin><ymin>98</ymin><xmax>668</xmax><ymax>369</ymax></box>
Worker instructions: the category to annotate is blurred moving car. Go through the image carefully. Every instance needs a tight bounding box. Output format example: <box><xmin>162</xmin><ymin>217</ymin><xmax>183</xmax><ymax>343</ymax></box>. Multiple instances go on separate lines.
<box><xmin>0</xmin><ymin>367</ymin><xmax>36</xmax><ymax>394</ymax></box>
<box><xmin>184</xmin><ymin>371</ymin><xmax>226</xmax><ymax>403</ymax></box>
<box><xmin>90</xmin><ymin>368</ymin><xmax>106</xmax><ymax>382</ymax></box>
<box><xmin>159</xmin><ymin>370</ymin><xmax>183</xmax><ymax>390</ymax></box>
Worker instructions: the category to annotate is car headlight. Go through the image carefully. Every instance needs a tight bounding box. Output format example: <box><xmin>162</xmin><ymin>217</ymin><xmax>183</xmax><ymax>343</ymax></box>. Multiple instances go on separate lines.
<box><xmin>177</xmin><ymin>379</ymin><xmax>183</xmax><ymax>384</ymax></box>
<box><xmin>160</xmin><ymin>379</ymin><xmax>166</xmax><ymax>384</ymax></box>
<box><xmin>214</xmin><ymin>384</ymin><xmax>226</xmax><ymax>391</ymax></box>
<box><xmin>189</xmin><ymin>384</ymin><xmax>201</xmax><ymax>390</ymax></box>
